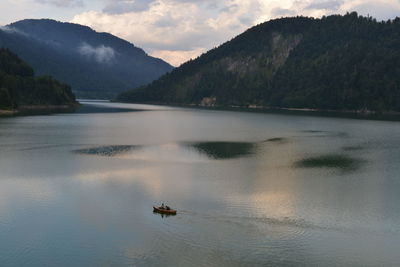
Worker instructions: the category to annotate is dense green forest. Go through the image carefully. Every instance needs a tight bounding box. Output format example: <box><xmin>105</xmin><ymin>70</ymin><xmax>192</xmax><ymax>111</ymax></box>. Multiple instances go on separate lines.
<box><xmin>117</xmin><ymin>13</ymin><xmax>400</xmax><ymax>112</ymax></box>
<box><xmin>0</xmin><ymin>48</ymin><xmax>76</xmax><ymax>110</ymax></box>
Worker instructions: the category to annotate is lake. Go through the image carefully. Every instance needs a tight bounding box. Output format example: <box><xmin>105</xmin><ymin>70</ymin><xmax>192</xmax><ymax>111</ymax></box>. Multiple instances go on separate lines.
<box><xmin>0</xmin><ymin>101</ymin><xmax>400</xmax><ymax>266</ymax></box>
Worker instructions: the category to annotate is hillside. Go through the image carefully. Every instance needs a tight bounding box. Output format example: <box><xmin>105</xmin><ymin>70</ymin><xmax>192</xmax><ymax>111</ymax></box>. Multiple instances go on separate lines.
<box><xmin>0</xmin><ymin>48</ymin><xmax>76</xmax><ymax>110</ymax></box>
<box><xmin>117</xmin><ymin>13</ymin><xmax>400</xmax><ymax>112</ymax></box>
<box><xmin>0</xmin><ymin>19</ymin><xmax>173</xmax><ymax>99</ymax></box>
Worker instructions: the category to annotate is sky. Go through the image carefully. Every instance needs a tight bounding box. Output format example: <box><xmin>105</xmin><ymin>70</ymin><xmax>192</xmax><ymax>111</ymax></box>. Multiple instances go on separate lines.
<box><xmin>1</xmin><ymin>0</ymin><xmax>400</xmax><ymax>66</ymax></box>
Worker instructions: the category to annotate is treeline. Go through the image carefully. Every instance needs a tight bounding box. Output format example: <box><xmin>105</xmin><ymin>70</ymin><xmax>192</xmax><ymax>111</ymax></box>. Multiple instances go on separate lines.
<box><xmin>0</xmin><ymin>48</ymin><xmax>76</xmax><ymax>110</ymax></box>
<box><xmin>117</xmin><ymin>13</ymin><xmax>400</xmax><ymax>112</ymax></box>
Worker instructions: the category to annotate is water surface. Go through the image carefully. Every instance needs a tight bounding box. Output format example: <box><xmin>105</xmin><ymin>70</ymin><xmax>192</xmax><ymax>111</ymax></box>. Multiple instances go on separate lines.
<box><xmin>0</xmin><ymin>101</ymin><xmax>400</xmax><ymax>266</ymax></box>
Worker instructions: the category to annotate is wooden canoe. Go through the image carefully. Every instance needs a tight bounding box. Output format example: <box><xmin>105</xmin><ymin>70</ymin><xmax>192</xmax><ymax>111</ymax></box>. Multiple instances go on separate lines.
<box><xmin>153</xmin><ymin>206</ymin><xmax>177</xmax><ymax>215</ymax></box>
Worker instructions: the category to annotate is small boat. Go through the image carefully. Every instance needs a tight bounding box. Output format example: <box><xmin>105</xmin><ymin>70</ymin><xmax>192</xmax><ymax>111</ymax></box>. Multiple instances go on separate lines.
<box><xmin>153</xmin><ymin>206</ymin><xmax>177</xmax><ymax>215</ymax></box>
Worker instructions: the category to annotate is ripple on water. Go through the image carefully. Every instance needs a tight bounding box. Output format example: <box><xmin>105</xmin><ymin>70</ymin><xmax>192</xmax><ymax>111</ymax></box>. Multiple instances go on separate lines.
<box><xmin>149</xmin><ymin>208</ymin><xmax>325</xmax><ymax>265</ymax></box>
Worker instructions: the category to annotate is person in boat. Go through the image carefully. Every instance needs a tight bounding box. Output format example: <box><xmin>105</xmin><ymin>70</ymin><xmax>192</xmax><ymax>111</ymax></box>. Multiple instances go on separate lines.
<box><xmin>166</xmin><ymin>205</ymin><xmax>171</xmax><ymax>210</ymax></box>
<box><xmin>161</xmin><ymin>203</ymin><xmax>165</xmax><ymax>209</ymax></box>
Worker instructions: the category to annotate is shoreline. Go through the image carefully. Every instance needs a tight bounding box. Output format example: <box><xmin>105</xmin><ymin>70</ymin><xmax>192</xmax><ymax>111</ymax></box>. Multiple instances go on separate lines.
<box><xmin>0</xmin><ymin>103</ymin><xmax>79</xmax><ymax>118</ymax></box>
<box><xmin>0</xmin><ymin>110</ymin><xmax>18</xmax><ymax>116</ymax></box>
<box><xmin>114</xmin><ymin>100</ymin><xmax>400</xmax><ymax>121</ymax></box>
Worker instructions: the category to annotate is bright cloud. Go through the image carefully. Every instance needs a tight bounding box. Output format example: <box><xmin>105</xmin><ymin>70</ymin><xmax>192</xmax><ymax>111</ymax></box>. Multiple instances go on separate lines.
<box><xmin>68</xmin><ymin>0</ymin><xmax>400</xmax><ymax>65</ymax></box>
<box><xmin>72</xmin><ymin>0</ymin><xmax>264</xmax><ymax>66</ymax></box>
<box><xmin>78</xmin><ymin>43</ymin><xmax>116</xmax><ymax>64</ymax></box>
<box><xmin>0</xmin><ymin>26</ymin><xmax>26</xmax><ymax>35</ymax></box>
<box><xmin>150</xmin><ymin>48</ymin><xmax>206</xmax><ymax>66</ymax></box>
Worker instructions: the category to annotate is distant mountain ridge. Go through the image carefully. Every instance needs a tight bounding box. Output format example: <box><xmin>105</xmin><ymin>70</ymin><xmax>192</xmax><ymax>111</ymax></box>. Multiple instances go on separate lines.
<box><xmin>117</xmin><ymin>13</ymin><xmax>400</xmax><ymax>112</ymax></box>
<box><xmin>0</xmin><ymin>19</ymin><xmax>173</xmax><ymax>98</ymax></box>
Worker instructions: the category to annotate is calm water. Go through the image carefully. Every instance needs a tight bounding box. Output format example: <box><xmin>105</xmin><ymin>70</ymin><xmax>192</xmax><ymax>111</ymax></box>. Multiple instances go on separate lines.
<box><xmin>0</xmin><ymin>101</ymin><xmax>400</xmax><ymax>266</ymax></box>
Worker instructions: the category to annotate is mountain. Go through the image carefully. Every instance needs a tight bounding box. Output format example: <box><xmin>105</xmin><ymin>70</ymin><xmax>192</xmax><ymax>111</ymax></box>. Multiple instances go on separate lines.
<box><xmin>0</xmin><ymin>48</ymin><xmax>76</xmax><ymax>110</ymax></box>
<box><xmin>0</xmin><ymin>19</ymin><xmax>173</xmax><ymax>99</ymax></box>
<box><xmin>117</xmin><ymin>13</ymin><xmax>400</xmax><ymax>112</ymax></box>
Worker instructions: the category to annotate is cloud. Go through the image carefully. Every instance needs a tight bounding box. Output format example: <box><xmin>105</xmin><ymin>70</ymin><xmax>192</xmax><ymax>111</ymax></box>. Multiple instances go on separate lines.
<box><xmin>103</xmin><ymin>0</ymin><xmax>154</xmax><ymax>14</ymax></box>
<box><xmin>102</xmin><ymin>0</ymin><xmax>220</xmax><ymax>15</ymax></box>
<box><xmin>343</xmin><ymin>0</ymin><xmax>400</xmax><ymax>20</ymax></box>
<box><xmin>78</xmin><ymin>43</ymin><xmax>116</xmax><ymax>64</ymax></box>
<box><xmin>306</xmin><ymin>0</ymin><xmax>343</xmax><ymax>11</ymax></box>
<box><xmin>150</xmin><ymin>48</ymin><xmax>206</xmax><ymax>66</ymax></box>
<box><xmin>72</xmin><ymin>0</ymin><xmax>262</xmax><ymax>66</ymax></box>
<box><xmin>71</xmin><ymin>0</ymin><xmax>400</xmax><ymax>66</ymax></box>
<box><xmin>0</xmin><ymin>26</ymin><xmax>26</xmax><ymax>35</ymax></box>
<box><xmin>34</xmin><ymin>0</ymin><xmax>84</xmax><ymax>8</ymax></box>
<box><xmin>270</xmin><ymin>7</ymin><xmax>296</xmax><ymax>17</ymax></box>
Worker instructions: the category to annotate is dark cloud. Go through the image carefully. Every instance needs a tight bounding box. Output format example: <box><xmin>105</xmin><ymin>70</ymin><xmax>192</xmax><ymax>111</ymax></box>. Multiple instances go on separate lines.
<box><xmin>172</xmin><ymin>0</ymin><xmax>215</xmax><ymax>3</ymax></box>
<box><xmin>103</xmin><ymin>0</ymin><xmax>153</xmax><ymax>14</ymax></box>
<box><xmin>153</xmin><ymin>15</ymin><xmax>179</xmax><ymax>28</ymax></box>
<box><xmin>305</xmin><ymin>0</ymin><xmax>343</xmax><ymax>11</ymax></box>
<box><xmin>34</xmin><ymin>0</ymin><xmax>84</xmax><ymax>8</ymax></box>
<box><xmin>103</xmin><ymin>0</ymin><xmax>217</xmax><ymax>14</ymax></box>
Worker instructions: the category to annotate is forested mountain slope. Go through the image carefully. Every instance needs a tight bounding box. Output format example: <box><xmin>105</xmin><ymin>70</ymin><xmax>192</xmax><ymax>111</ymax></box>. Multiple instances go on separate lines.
<box><xmin>0</xmin><ymin>48</ymin><xmax>76</xmax><ymax>110</ymax></box>
<box><xmin>118</xmin><ymin>13</ymin><xmax>400</xmax><ymax>112</ymax></box>
<box><xmin>0</xmin><ymin>19</ymin><xmax>173</xmax><ymax>98</ymax></box>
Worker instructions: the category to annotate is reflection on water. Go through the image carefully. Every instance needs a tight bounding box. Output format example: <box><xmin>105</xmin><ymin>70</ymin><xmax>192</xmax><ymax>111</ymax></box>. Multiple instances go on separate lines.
<box><xmin>342</xmin><ymin>144</ymin><xmax>368</xmax><ymax>151</ymax></box>
<box><xmin>187</xmin><ymin>142</ymin><xmax>255</xmax><ymax>159</ymax></box>
<box><xmin>262</xmin><ymin>137</ymin><xmax>288</xmax><ymax>143</ymax></box>
<box><xmin>294</xmin><ymin>154</ymin><xmax>364</xmax><ymax>172</ymax></box>
<box><xmin>153</xmin><ymin>212</ymin><xmax>176</xmax><ymax>218</ymax></box>
<box><xmin>74</xmin><ymin>145</ymin><xmax>140</xmax><ymax>157</ymax></box>
<box><xmin>73</xmin><ymin>142</ymin><xmax>257</xmax><ymax>161</ymax></box>
<box><xmin>302</xmin><ymin>130</ymin><xmax>326</xmax><ymax>133</ymax></box>
<box><xmin>301</xmin><ymin>130</ymin><xmax>349</xmax><ymax>138</ymax></box>
<box><xmin>1</xmin><ymin>101</ymin><xmax>400</xmax><ymax>266</ymax></box>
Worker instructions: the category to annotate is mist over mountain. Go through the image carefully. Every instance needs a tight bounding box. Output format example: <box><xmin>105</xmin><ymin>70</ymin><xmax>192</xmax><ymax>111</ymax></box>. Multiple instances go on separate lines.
<box><xmin>117</xmin><ymin>13</ymin><xmax>400</xmax><ymax>112</ymax></box>
<box><xmin>0</xmin><ymin>19</ymin><xmax>173</xmax><ymax>99</ymax></box>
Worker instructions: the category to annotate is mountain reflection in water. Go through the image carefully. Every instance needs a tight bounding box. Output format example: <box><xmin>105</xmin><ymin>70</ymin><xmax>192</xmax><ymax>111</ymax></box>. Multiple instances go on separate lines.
<box><xmin>74</xmin><ymin>145</ymin><xmax>140</xmax><ymax>157</ymax></box>
<box><xmin>186</xmin><ymin>142</ymin><xmax>255</xmax><ymax>159</ymax></box>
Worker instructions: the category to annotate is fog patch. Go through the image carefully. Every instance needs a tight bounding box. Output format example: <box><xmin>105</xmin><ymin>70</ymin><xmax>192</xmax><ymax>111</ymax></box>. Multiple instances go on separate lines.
<box><xmin>0</xmin><ymin>26</ymin><xmax>27</xmax><ymax>36</ymax></box>
<box><xmin>78</xmin><ymin>43</ymin><xmax>116</xmax><ymax>64</ymax></box>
